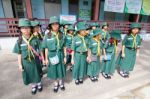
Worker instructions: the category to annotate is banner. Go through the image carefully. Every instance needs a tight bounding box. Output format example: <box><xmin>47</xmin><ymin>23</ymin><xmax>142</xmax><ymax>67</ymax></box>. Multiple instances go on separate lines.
<box><xmin>140</xmin><ymin>0</ymin><xmax>150</xmax><ymax>15</ymax></box>
<box><xmin>104</xmin><ymin>0</ymin><xmax>125</xmax><ymax>13</ymax></box>
<box><xmin>124</xmin><ymin>0</ymin><xmax>142</xmax><ymax>14</ymax></box>
<box><xmin>60</xmin><ymin>15</ymin><xmax>76</xmax><ymax>24</ymax></box>
<box><xmin>79</xmin><ymin>0</ymin><xmax>92</xmax><ymax>20</ymax></box>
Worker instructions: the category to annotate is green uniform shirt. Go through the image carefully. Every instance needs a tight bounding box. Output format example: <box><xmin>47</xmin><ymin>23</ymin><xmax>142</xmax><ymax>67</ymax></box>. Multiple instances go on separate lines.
<box><xmin>65</xmin><ymin>34</ymin><xmax>73</xmax><ymax>48</ymax></box>
<box><xmin>122</xmin><ymin>34</ymin><xmax>142</xmax><ymax>48</ymax></box>
<box><xmin>42</xmin><ymin>32</ymin><xmax>65</xmax><ymax>51</ymax></box>
<box><xmin>89</xmin><ymin>39</ymin><xmax>103</xmax><ymax>55</ymax></box>
<box><xmin>71</xmin><ymin>35</ymin><xmax>88</xmax><ymax>52</ymax></box>
<box><xmin>13</xmin><ymin>36</ymin><xmax>41</xmax><ymax>59</ymax></box>
<box><xmin>101</xmin><ymin>30</ymin><xmax>110</xmax><ymax>42</ymax></box>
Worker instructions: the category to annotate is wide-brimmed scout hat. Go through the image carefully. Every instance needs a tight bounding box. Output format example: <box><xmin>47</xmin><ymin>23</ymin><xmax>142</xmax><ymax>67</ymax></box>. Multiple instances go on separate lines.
<box><xmin>110</xmin><ymin>30</ymin><xmax>121</xmax><ymax>40</ymax></box>
<box><xmin>90</xmin><ymin>22</ymin><xmax>100</xmax><ymax>27</ymax></box>
<box><xmin>130</xmin><ymin>23</ymin><xmax>141</xmax><ymax>29</ymax></box>
<box><xmin>18</xmin><ymin>18</ymin><xmax>31</xmax><ymax>27</ymax></box>
<box><xmin>102</xmin><ymin>22</ymin><xmax>109</xmax><ymax>27</ymax></box>
<box><xmin>75</xmin><ymin>21</ymin><xmax>87</xmax><ymax>33</ymax></box>
<box><xmin>30</xmin><ymin>20</ymin><xmax>40</xmax><ymax>27</ymax></box>
<box><xmin>67</xmin><ymin>25</ymin><xmax>75</xmax><ymax>31</ymax></box>
<box><xmin>49</xmin><ymin>16</ymin><xmax>59</xmax><ymax>24</ymax></box>
<box><xmin>91</xmin><ymin>28</ymin><xmax>103</xmax><ymax>37</ymax></box>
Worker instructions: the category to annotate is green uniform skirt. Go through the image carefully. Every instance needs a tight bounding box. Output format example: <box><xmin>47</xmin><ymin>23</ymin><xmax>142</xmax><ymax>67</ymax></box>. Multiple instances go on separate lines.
<box><xmin>22</xmin><ymin>59</ymin><xmax>41</xmax><ymax>85</ymax></box>
<box><xmin>87</xmin><ymin>57</ymin><xmax>101</xmax><ymax>77</ymax></box>
<box><xmin>102</xmin><ymin>52</ymin><xmax>116</xmax><ymax>75</ymax></box>
<box><xmin>47</xmin><ymin>51</ymin><xmax>66</xmax><ymax>79</ymax></box>
<box><xmin>116</xmin><ymin>47</ymin><xmax>136</xmax><ymax>72</ymax></box>
<box><xmin>73</xmin><ymin>52</ymin><xmax>87</xmax><ymax>80</ymax></box>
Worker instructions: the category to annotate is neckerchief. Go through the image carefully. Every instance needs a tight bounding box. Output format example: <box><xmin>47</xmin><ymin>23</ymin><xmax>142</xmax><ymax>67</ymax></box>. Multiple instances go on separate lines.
<box><xmin>93</xmin><ymin>37</ymin><xmax>100</xmax><ymax>56</ymax></box>
<box><xmin>78</xmin><ymin>34</ymin><xmax>87</xmax><ymax>51</ymax></box>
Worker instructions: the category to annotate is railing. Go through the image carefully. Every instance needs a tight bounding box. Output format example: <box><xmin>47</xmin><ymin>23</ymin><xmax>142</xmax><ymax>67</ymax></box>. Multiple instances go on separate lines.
<box><xmin>0</xmin><ymin>18</ymin><xmax>150</xmax><ymax>37</ymax></box>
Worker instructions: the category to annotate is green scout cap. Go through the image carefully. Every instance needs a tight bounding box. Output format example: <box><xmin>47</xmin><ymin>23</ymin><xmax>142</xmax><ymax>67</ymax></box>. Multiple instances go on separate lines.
<box><xmin>30</xmin><ymin>20</ymin><xmax>40</xmax><ymax>27</ymax></box>
<box><xmin>76</xmin><ymin>21</ymin><xmax>87</xmax><ymax>32</ymax></box>
<box><xmin>110</xmin><ymin>30</ymin><xmax>121</xmax><ymax>40</ymax></box>
<box><xmin>92</xmin><ymin>28</ymin><xmax>103</xmax><ymax>37</ymax></box>
<box><xmin>102</xmin><ymin>22</ymin><xmax>109</xmax><ymax>27</ymax></box>
<box><xmin>18</xmin><ymin>18</ymin><xmax>31</xmax><ymax>27</ymax></box>
<box><xmin>90</xmin><ymin>22</ymin><xmax>100</xmax><ymax>27</ymax></box>
<box><xmin>49</xmin><ymin>16</ymin><xmax>59</xmax><ymax>24</ymax></box>
<box><xmin>130</xmin><ymin>23</ymin><xmax>141</xmax><ymax>29</ymax></box>
<box><xmin>67</xmin><ymin>25</ymin><xmax>75</xmax><ymax>31</ymax></box>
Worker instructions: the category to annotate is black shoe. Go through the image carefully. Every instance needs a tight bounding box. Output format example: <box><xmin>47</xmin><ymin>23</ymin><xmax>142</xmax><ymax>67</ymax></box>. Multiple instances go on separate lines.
<box><xmin>75</xmin><ymin>80</ymin><xmax>79</xmax><ymax>85</ymax></box>
<box><xmin>119</xmin><ymin>71</ymin><xmax>128</xmax><ymax>78</ymax></box>
<box><xmin>94</xmin><ymin>77</ymin><xmax>98</xmax><ymax>82</ymax></box>
<box><xmin>107</xmin><ymin>75</ymin><xmax>111</xmax><ymax>79</ymax></box>
<box><xmin>53</xmin><ymin>86</ymin><xmax>59</xmax><ymax>93</ymax></box>
<box><xmin>79</xmin><ymin>79</ymin><xmax>83</xmax><ymax>84</ymax></box>
<box><xmin>102</xmin><ymin>73</ymin><xmax>109</xmax><ymax>79</ymax></box>
<box><xmin>70</xmin><ymin>67</ymin><xmax>72</xmax><ymax>71</ymax></box>
<box><xmin>31</xmin><ymin>87</ymin><xmax>37</xmax><ymax>95</ymax></box>
<box><xmin>90</xmin><ymin>77</ymin><xmax>95</xmax><ymax>82</ymax></box>
<box><xmin>37</xmin><ymin>85</ymin><xmax>43</xmax><ymax>92</ymax></box>
<box><xmin>60</xmin><ymin>85</ymin><xmax>65</xmax><ymax>91</ymax></box>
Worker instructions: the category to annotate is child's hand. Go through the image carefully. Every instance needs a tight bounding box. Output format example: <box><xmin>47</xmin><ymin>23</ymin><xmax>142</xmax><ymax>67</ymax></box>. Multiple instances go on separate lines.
<box><xmin>19</xmin><ymin>65</ymin><xmax>24</xmax><ymax>72</ymax></box>
<box><xmin>71</xmin><ymin>59</ymin><xmax>74</xmax><ymax>65</ymax></box>
<box><xmin>64</xmin><ymin>57</ymin><xmax>67</xmax><ymax>64</ymax></box>
<box><xmin>45</xmin><ymin>59</ymin><xmax>49</xmax><ymax>66</ymax></box>
<box><xmin>87</xmin><ymin>57</ymin><xmax>91</xmax><ymax>63</ymax></box>
<box><xmin>121</xmin><ymin>53</ymin><xmax>125</xmax><ymax>58</ymax></box>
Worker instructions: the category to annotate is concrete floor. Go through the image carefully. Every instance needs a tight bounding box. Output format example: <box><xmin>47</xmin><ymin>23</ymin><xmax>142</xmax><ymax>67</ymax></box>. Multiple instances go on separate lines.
<box><xmin>0</xmin><ymin>41</ymin><xmax>150</xmax><ymax>99</ymax></box>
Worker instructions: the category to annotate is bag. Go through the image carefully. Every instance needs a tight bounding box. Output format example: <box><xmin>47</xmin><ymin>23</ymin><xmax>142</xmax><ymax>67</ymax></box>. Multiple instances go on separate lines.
<box><xmin>91</xmin><ymin>54</ymin><xmax>98</xmax><ymax>62</ymax></box>
<box><xmin>102</xmin><ymin>54</ymin><xmax>111</xmax><ymax>61</ymax></box>
<box><xmin>49</xmin><ymin>55</ymin><xmax>59</xmax><ymax>65</ymax></box>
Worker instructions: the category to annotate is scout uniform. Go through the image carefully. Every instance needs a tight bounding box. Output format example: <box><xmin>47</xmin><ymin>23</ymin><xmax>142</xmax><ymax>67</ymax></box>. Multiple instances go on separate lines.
<box><xmin>13</xmin><ymin>19</ymin><xmax>42</xmax><ymax>94</ymax></box>
<box><xmin>71</xmin><ymin>22</ymin><xmax>88</xmax><ymax>85</ymax></box>
<box><xmin>60</xmin><ymin>21</ymin><xmax>71</xmax><ymax>36</ymax></box>
<box><xmin>102</xmin><ymin>30</ymin><xmax>121</xmax><ymax>79</ymax></box>
<box><xmin>87</xmin><ymin>29</ymin><xmax>103</xmax><ymax>82</ymax></box>
<box><xmin>31</xmin><ymin>20</ymin><xmax>44</xmax><ymax>76</ymax></box>
<box><xmin>31</xmin><ymin>20</ymin><xmax>44</xmax><ymax>41</ymax></box>
<box><xmin>65</xmin><ymin>25</ymin><xmax>75</xmax><ymax>68</ymax></box>
<box><xmin>101</xmin><ymin>22</ymin><xmax>110</xmax><ymax>45</ymax></box>
<box><xmin>116</xmin><ymin>23</ymin><xmax>142</xmax><ymax>78</ymax></box>
<box><xmin>42</xmin><ymin>16</ymin><xmax>66</xmax><ymax>92</ymax></box>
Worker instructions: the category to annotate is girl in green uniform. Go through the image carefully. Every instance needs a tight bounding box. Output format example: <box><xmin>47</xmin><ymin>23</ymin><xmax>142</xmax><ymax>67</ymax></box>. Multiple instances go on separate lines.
<box><xmin>116</xmin><ymin>23</ymin><xmax>142</xmax><ymax>78</ymax></box>
<box><xmin>64</xmin><ymin>25</ymin><xmax>75</xmax><ymax>71</ymax></box>
<box><xmin>13</xmin><ymin>18</ymin><xmax>43</xmax><ymax>95</ymax></box>
<box><xmin>42</xmin><ymin>16</ymin><xmax>66</xmax><ymax>92</ymax></box>
<box><xmin>31</xmin><ymin>20</ymin><xmax>45</xmax><ymax>76</ymax></box>
<box><xmin>102</xmin><ymin>30</ymin><xmax>121</xmax><ymax>79</ymax></box>
<box><xmin>87</xmin><ymin>29</ymin><xmax>103</xmax><ymax>82</ymax></box>
<box><xmin>71</xmin><ymin>22</ymin><xmax>88</xmax><ymax>85</ymax></box>
<box><xmin>101</xmin><ymin>22</ymin><xmax>110</xmax><ymax>43</ymax></box>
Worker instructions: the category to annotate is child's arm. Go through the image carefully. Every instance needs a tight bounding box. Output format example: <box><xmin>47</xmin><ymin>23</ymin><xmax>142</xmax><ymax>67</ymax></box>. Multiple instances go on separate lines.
<box><xmin>121</xmin><ymin>45</ymin><xmax>125</xmax><ymax>57</ymax></box>
<box><xmin>64</xmin><ymin>47</ymin><xmax>67</xmax><ymax>64</ymax></box>
<box><xmin>45</xmin><ymin>48</ymin><xmax>49</xmax><ymax>66</ymax></box>
<box><xmin>18</xmin><ymin>54</ymin><xmax>23</xmax><ymax>72</ymax></box>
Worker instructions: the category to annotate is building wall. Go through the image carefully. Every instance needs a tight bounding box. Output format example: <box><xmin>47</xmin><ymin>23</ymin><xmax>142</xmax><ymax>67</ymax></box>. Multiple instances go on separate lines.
<box><xmin>0</xmin><ymin>0</ymin><xmax>5</xmax><ymax>18</ymax></box>
<box><xmin>2</xmin><ymin>0</ymin><xmax>13</xmax><ymax>18</ymax></box>
<box><xmin>44</xmin><ymin>2</ymin><xmax>61</xmax><ymax>18</ymax></box>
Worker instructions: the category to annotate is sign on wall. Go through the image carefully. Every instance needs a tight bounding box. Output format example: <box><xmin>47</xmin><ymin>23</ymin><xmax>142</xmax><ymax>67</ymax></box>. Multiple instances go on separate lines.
<box><xmin>104</xmin><ymin>0</ymin><xmax>125</xmax><ymax>13</ymax></box>
<box><xmin>140</xmin><ymin>0</ymin><xmax>150</xmax><ymax>15</ymax></box>
<box><xmin>79</xmin><ymin>0</ymin><xmax>92</xmax><ymax>20</ymax></box>
<box><xmin>60</xmin><ymin>15</ymin><xmax>76</xmax><ymax>24</ymax></box>
<box><xmin>124</xmin><ymin>0</ymin><xmax>142</xmax><ymax>14</ymax></box>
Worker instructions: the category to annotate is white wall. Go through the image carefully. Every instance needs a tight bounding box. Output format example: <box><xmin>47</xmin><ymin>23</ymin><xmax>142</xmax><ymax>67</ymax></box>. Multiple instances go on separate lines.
<box><xmin>0</xmin><ymin>37</ymin><xmax>17</xmax><ymax>50</ymax></box>
<box><xmin>2</xmin><ymin>0</ymin><xmax>13</xmax><ymax>18</ymax></box>
<box><xmin>44</xmin><ymin>2</ymin><xmax>61</xmax><ymax>18</ymax></box>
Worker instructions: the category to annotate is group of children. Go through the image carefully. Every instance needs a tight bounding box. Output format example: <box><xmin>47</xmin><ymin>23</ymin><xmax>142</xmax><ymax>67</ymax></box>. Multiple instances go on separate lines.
<box><xmin>13</xmin><ymin>16</ymin><xmax>142</xmax><ymax>95</ymax></box>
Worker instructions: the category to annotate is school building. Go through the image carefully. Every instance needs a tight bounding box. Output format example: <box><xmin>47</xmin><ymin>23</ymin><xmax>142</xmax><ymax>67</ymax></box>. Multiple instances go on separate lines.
<box><xmin>0</xmin><ymin>0</ymin><xmax>150</xmax><ymax>37</ymax></box>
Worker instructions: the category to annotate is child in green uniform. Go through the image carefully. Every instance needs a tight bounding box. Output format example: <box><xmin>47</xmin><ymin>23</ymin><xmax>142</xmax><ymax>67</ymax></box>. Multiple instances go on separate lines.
<box><xmin>71</xmin><ymin>22</ymin><xmax>88</xmax><ymax>85</ymax></box>
<box><xmin>87</xmin><ymin>29</ymin><xmax>103</xmax><ymax>82</ymax></box>
<box><xmin>13</xmin><ymin>18</ymin><xmax>43</xmax><ymax>95</ymax></box>
<box><xmin>102</xmin><ymin>30</ymin><xmax>121</xmax><ymax>79</ymax></box>
<box><xmin>64</xmin><ymin>25</ymin><xmax>75</xmax><ymax>71</ymax></box>
<box><xmin>116</xmin><ymin>23</ymin><xmax>142</xmax><ymax>78</ymax></box>
<box><xmin>60</xmin><ymin>21</ymin><xmax>71</xmax><ymax>36</ymax></box>
<box><xmin>42</xmin><ymin>16</ymin><xmax>66</xmax><ymax>92</ymax></box>
<box><xmin>89</xmin><ymin>22</ymin><xmax>99</xmax><ymax>36</ymax></box>
<box><xmin>31</xmin><ymin>20</ymin><xmax>45</xmax><ymax>76</ymax></box>
<box><xmin>101</xmin><ymin>22</ymin><xmax>110</xmax><ymax>44</ymax></box>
